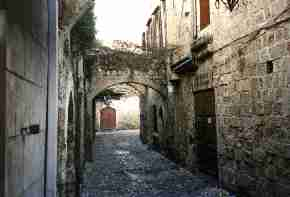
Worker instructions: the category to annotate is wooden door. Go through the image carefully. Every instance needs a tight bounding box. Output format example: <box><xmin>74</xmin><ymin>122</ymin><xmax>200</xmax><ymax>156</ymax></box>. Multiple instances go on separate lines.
<box><xmin>100</xmin><ymin>106</ymin><xmax>116</xmax><ymax>130</ymax></box>
<box><xmin>195</xmin><ymin>89</ymin><xmax>218</xmax><ymax>177</ymax></box>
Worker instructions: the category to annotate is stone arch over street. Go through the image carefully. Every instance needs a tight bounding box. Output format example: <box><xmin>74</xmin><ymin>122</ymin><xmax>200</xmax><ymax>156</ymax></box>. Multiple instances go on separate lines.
<box><xmin>89</xmin><ymin>80</ymin><xmax>167</xmax><ymax>138</ymax></box>
<box><xmin>89</xmin><ymin>80</ymin><xmax>166</xmax><ymax>102</ymax></box>
<box><xmin>86</xmin><ymin>46</ymin><xmax>169</xmax><ymax>140</ymax></box>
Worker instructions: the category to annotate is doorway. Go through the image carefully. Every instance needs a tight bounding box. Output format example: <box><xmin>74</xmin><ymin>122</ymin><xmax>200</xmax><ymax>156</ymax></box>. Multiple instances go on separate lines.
<box><xmin>195</xmin><ymin>89</ymin><xmax>218</xmax><ymax>177</ymax></box>
<box><xmin>100</xmin><ymin>106</ymin><xmax>117</xmax><ymax>130</ymax></box>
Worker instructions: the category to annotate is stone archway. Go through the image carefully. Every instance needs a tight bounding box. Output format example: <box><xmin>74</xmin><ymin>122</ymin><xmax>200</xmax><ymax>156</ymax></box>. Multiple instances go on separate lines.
<box><xmin>89</xmin><ymin>81</ymin><xmax>166</xmax><ymax>132</ymax></box>
<box><xmin>85</xmin><ymin>46</ymin><xmax>169</xmax><ymax>159</ymax></box>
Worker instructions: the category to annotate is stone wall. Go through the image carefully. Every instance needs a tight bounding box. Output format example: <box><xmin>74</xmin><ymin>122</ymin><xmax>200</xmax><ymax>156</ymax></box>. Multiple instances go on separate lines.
<box><xmin>57</xmin><ymin>30</ymin><xmax>88</xmax><ymax>197</ymax></box>
<box><xmin>0</xmin><ymin>1</ymin><xmax>50</xmax><ymax>196</ymax></box>
<box><xmin>140</xmin><ymin>86</ymin><xmax>167</xmax><ymax>147</ymax></box>
<box><xmin>87</xmin><ymin>48</ymin><xmax>167</xmax><ymax>142</ymax></box>
<box><xmin>144</xmin><ymin>0</ymin><xmax>290</xmax><ymax>196</ymax></box>
<box><xmin>57</xmin><ymin>32</ymin><xmax>75</xmax><ymax>197</ymax></box>
<box><xmin>172</xmin><ymin>75</ymin><xmax>196</xmax><ymax>167</ymax></box>
<box><xmin>194</xmin><ymin>0</ymin><xmax>290</xmax><ymax>195</ymax></box>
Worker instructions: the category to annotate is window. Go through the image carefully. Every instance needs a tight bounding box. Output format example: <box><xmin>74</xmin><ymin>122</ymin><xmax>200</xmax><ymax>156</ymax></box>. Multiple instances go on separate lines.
<box><xmin>200</xmin><ymin>0</ymin><xmax>210</xmax><ymax>30</ymax></box>
<box><xmin>266</xmin><ymin>61</ymin><xmax>274</xmax><ymax>74</ymax></box>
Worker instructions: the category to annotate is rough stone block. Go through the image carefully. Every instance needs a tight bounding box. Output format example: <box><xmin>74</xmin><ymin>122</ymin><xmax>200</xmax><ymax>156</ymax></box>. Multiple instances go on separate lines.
<box><xmin>264</xmin><ymin>102</ymin><xmax>273</xmax><ymax>115</ymax></box>
<box><xmin>255</xmin><ymin>178</ymin><xmax>276</xmax><ymax>197</ymax></box>
<box><xmin>273</xmin><ymin>102</ymin><xmax>282</xmax><ymax>115</ymax></box>
<box><xmin>237</xmin><ymin>173</ymin><xmax>256</xmax><ymax>192</ymax></box>
<box><xmin>269</xmin><ymin>43</ymin><xmax>287</xmax><ymax>59</ymax></box>
<box><xmin>220</xmin><ymin>167</ymin><xmax>237</xmax><ymax>189</ymax></box>
<box><xmin>275</xmin><ymin>183</ymin><xmax>290</xmax><ymax>197</ymax></box>
<box><xmin>258</xmin><ymin>48</ymin><xmax>271</xmax><ymax>63</ymax></box>
<box><xmin>253</xmin><ymin>102</ymin><xmax>264</xmax><ymax>115</ymax></box>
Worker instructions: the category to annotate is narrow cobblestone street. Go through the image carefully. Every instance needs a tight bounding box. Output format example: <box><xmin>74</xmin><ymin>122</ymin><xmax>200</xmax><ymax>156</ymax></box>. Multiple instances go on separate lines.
<box><xmin>81</xmin><ymin>130</ymin><xmax>230</xmax><ymax>197</ymax></box>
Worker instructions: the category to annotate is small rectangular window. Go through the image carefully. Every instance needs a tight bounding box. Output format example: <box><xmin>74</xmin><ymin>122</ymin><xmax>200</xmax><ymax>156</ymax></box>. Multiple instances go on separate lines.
<box><xmin>200</xmin><ymin>0</ymin><xmax>210</xmax><ymax>30</ymax></box>
<box><xmin>266</xmin><ymin>61</ymin><xmax>274</xmax><ymax>74</ymax></box>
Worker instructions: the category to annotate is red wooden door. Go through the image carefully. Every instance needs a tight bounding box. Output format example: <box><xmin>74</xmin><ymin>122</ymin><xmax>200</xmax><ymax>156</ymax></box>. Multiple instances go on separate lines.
<box><xmin>100</xmin><ymin>106</ymin><xmax>116</xmax><ymax>129</ymax></box>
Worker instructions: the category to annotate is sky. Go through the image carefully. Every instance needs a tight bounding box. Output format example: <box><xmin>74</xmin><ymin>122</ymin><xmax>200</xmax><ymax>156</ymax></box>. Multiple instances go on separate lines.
<box><xmin>94</xmin><ymin>0</ymin><xmax>151</xmax><ymax>45</ymax></box>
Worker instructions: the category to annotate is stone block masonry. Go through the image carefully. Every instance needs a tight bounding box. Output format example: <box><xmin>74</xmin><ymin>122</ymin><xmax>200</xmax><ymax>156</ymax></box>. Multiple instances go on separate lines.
<box><xmin>143</xmin><ymin>0</ymin><xmax>290</xmax><ymax>196</ymax></box>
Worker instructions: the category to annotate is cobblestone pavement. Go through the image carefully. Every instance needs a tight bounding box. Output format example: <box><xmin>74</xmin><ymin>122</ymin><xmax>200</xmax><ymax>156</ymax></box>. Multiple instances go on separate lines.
<box><xmin>81</xmin><ymin>130</ymin><xmax>234</xmax><ymax>197</ymax></box>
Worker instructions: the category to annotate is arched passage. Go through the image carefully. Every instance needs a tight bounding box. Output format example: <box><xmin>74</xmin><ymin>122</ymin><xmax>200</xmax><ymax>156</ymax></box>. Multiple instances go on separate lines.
<box><xmin>89</xmin><ymin>81</ymin><xmax>167</xmax><ymax>145</ymax></box>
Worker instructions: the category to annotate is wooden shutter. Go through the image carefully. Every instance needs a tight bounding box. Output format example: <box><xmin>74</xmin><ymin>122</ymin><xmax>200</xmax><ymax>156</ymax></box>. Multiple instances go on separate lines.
<box><xmin>200</xmin><ymin>0</ymin><xmax>210</xmax><ymax>30</ymax></box>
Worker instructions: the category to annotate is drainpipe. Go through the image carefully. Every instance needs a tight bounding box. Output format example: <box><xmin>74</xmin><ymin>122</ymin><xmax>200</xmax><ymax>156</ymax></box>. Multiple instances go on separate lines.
<box><xmin>44</xmin><ymin>0</ymin><xmax>58</xmax><ymax>196</ymax></box>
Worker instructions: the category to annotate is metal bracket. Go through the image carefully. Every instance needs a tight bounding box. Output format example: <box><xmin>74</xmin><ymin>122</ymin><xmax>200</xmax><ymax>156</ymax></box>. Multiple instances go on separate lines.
<box><xmin>21</xmin><ymin>124</ymin><xmax>41</xmax><ymax>136</ymax></box>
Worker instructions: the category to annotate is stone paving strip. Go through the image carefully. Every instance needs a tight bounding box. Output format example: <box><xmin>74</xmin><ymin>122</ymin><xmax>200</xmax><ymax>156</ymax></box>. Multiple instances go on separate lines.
<box><xmin>81</xmin><ymin>130</ymin><xmax>236</xmax><ymax>197</ymax></box>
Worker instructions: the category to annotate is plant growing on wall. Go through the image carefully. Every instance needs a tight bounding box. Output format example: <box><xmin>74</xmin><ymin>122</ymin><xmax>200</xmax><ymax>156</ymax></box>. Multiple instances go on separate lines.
<box><xmin>91</xmin><ymin>44</ymin><xmax>172</xmax><ymax>75</ymax></box>
<box><xmin>215</xmin><ymin>0</ymin><xmax>248</xmax><ymax>12</ymax></box>
<box><xmin>71</xmin><ymin>6</ymin><xmax>97</xmax><ymax>55</ymax></box>
<box><xmin>70</xmin><ymin>3</ymin><xmax>103</xmax><ymax>80</ymax></box>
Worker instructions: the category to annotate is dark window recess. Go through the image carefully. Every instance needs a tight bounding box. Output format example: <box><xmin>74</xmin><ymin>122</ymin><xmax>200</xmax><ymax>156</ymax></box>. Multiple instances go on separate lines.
<box><xmin>267</xmin><ymin>61</ymin><xmax>274</xmax><ymax>74</ymax></box>
<box><xmin>159</xmin><ymin>107</ymin><xmax>164</xmax><ymax>125</ymax></box>
<box><xmin>200</xmin><ymin>0</ymin><xmax>210</xmax><ymax>30</ymax></box>
<box><xmin>185</xmin><ymin>12</ymin><xmax>190</xmax><ymax>17</ymax></box>
<box><xmin>68</xmin><ymin>93</ymin><xmax>74</xmax><ymax>124</ymax></box>
<box><xmin>153</xmin><ymin>105</ymin><xmax>158</xmax><ymax>132</ymax></box>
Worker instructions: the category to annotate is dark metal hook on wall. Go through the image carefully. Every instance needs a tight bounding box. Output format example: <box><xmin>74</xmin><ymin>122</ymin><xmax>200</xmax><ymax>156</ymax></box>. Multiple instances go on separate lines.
<box><xmin>21</xmin><ymin>124</ymin><xmax>41</xmax><ymax>136</ymax></box>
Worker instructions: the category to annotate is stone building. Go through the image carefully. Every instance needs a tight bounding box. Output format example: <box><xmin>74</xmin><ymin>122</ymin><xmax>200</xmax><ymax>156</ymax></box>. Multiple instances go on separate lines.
<box><xmin>57</xmin><ymin>0</ymin><xmax>95</xmax><ymax>196</ymax></box>
<box><xmin>143</xmin><ymin>0</ymin><xmax>290</xmax><ymax>196</ymax></box>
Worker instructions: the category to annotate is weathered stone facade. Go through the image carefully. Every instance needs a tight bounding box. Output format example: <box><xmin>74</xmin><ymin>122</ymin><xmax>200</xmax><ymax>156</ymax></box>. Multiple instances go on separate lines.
<box><xmin>86</xmin><ymin>47</ymin><xmax>168</xmax><ymax>144</ymax></box>
<box><xmin>57</xmin><ymin>1</ymin><xmax>94</xmax><ymax>197</ymax></box>
<box><xmin>57</xmin><ymin>31</ymin><xmax>76</xmax><ymax>197</ymax></box>
<box><xmin>144</xmin><ymin>0</ymin><xmax>290</xmax><ymax>196</ymax></box>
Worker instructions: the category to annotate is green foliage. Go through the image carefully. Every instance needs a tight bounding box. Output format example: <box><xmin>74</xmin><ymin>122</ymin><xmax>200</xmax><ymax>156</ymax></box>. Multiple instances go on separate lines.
<box><xmin>70</xmin><ymin>3</ymin><xmax>104</xmax><ymax>80</ymax></box>
<box><xmin>71</xmin><ymin>6</ymin><xmax>97</xmax><ymax>55</ymax></box>
<box><xmin>118</xmin><ymin>111</ymin><xmax>140</xmax><ymax>130</ymax></box>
